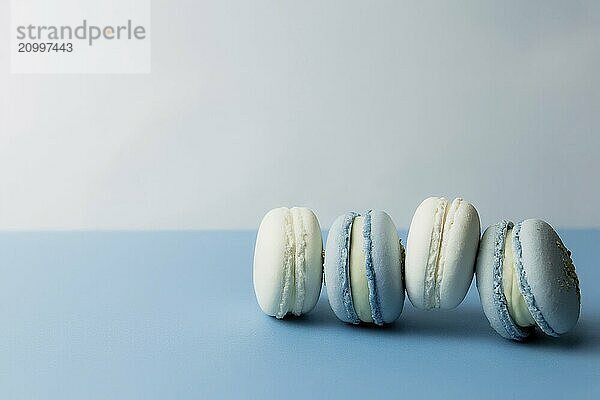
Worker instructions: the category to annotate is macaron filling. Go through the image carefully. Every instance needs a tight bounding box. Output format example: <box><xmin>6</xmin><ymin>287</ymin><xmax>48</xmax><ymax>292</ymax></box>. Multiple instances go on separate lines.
<box><xmin>423</xmin><ymin>198</ymin><xmax>446</xmax><ymax>308</ymax></box>
<box><xmin>276</xmin><ymin>209</ymin><xmax>296</xmax><ymax>318</ymax></box>
<box><xmin>349</xmin><ymin>217</ymin><xmax>373</xmax><ymax>323</ymax></box>
<box><xmin>512</xmin><ymin>222</ymin><xmax>559</xmax><ymax>336</ymax></box>
<box><xmin>502</xmin><ymin>228</ymin><xmax>536</xmax><ymax>327</ymax></box>
<box><xmin>423</xmin><ymin>198</ymin><xmax>462</xmax><ymax>309</ymax></box>
<box><xmin>290</xmin><ymin>207</ymin><xmax>307</xmax><ymax>316</ymax></box>
<box><xmin>276</xmin><ymin>208</ymin><xmax>308</xmax><ymax>318</ymax></box>
<box><xmin>490</xmin><ymin>220</ymin><xmax>530</xmax><ymax>340</ymax></box>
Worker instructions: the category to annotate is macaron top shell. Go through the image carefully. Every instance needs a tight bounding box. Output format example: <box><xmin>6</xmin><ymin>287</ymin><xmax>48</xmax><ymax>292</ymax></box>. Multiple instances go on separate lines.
<box><xmin>405</xmin><ymin>197</ymin><xmax>481</xmax><ymax>310</ymax></box>
<box><xmin>324</xmin><ymin>210</ymin><xmax>404</xmax><ymax>325</ymax></box>
<box><xmin>253</xmin><ymin>207</ymin><xmax>323</xmax><ymax>318</ymax></box>
<box><xmin>513</xmin><ymin>219</ymin><xmax>581</xmax><ymax>336</ymax></box>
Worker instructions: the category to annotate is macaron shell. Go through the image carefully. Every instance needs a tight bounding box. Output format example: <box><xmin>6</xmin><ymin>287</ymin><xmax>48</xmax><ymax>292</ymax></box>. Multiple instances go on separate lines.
<box><xmin>324</xmin><ymin>213</ymin><xmax>360</xmax><ymax>324</ymax></box>
<box><xmin>253</xmin><ymin>208</ymin><xmax>292</xmax><ymax>317</ymax></box>
<box><xmin>438</xmin><ymin>201</ymin><xmax>480</xmax><ymax>309</ymax></box>
<box><xmin>296</xmin><ymin>208</ymin><xmax>325</xmax><ymax>315</ymax></box>
<box><xmin>514</xmin><ymin>219</ymin><xmax>581</xmax><ymax>336</ymax></box>
<box><xmin>475</xmin><ymin>221</ymin><xmax>531</xmax><ymax>340</ymax></box>
<box><xmin>405</xmin><ymin>197</ymin><xmax>441</xmax><ymax>309</ymax></box>
<box><xmin>369</xmin><ymin>211</ymin><xmax>404</xmax><ymax>323</ymax></box>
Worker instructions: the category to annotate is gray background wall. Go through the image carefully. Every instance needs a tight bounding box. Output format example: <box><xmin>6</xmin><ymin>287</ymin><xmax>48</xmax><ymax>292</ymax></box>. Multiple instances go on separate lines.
<box><xmin>1</xmin><ymin>1</ymin><xmax>599</xmax><ymax>230</ymax></box>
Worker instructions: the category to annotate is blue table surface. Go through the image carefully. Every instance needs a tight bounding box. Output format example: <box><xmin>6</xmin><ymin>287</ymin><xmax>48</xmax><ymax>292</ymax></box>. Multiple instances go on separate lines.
<box><xmin>0</xmin><ymin>230</ymin><xmax>598</xmax><ymax>399</ymax></box>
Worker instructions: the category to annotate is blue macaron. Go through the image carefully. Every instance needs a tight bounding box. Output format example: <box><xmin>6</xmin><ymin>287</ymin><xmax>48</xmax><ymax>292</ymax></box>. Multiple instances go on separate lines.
<box><xmin>475</xmin><ymin>219</ymin><xmax>581</xmax><ymax>340</ymax></box>
<box><xmin>324</xmin><ymin>210</ymin><xmax>405</xmax><ymax>325</ymax></box>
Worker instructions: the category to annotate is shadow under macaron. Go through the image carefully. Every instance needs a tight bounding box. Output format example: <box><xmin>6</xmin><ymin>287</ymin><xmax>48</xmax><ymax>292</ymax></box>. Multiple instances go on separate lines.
<box><xmin>517</xmin><ymin>313</ymin><xmax>600</xmax><ymax>354</ymax></box>
<box><xmin>285</xmin><ymin>294</ymin><xmax>600</xmax><ymax>354</ymax></box>
<box><xmin>398</xmin><ymin>304</ymin><xmax>491</xmax><ymax>339</ymax></box>
<box><xmin>277</xmin><ymin>295</ymin><xmax>341</xmax><ymax>328</ymax></box>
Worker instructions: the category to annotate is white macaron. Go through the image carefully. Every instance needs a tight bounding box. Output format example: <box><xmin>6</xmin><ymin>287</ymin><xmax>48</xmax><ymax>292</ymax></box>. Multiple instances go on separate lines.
<box><xmin>405</xmin><ymin>197</ymin><xmax>480</xmax><ymax>310</ymax></box>
<box><xmin>253</xmin><ymin>207</ymin><xmax>323</xmax><ymax>318</ymax></box>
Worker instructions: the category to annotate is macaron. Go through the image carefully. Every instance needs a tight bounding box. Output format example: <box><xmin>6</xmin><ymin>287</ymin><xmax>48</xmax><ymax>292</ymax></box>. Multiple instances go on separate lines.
<box><xmin>475</xmin><ymin>219</ymin><xmax>581</xmax><ymax>340</ymax></box>
<box><xmin>324</xmin><ymin>210</ymin><xmax>404</xmax><ymax>325</ymax></box>
<box><xmin>405</xmin><ymin>197</ymin><xmax>481</xmax><ymax>310</ymax></box>
<box><xmin>253</xmin><ymin>207</ymin><xmax>324</xmax><ymax>318</ymax></box>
